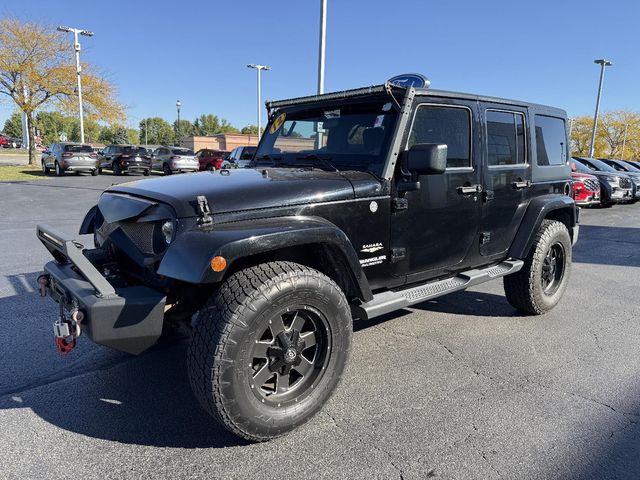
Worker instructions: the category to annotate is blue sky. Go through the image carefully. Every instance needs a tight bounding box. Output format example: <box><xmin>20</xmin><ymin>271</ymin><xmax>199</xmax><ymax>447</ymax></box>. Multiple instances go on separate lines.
<box><xmin>1</xmin><ymin>0</ymin><xmax>638</xmax><ymax>130</ymax></box>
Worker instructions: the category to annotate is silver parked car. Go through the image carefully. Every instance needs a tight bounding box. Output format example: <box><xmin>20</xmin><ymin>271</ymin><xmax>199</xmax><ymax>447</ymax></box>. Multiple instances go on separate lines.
<box><xmin>152</xmin><ymin>147</ymin><xmax>199</xmax><ymax>175</ymax></box>
<box><xmin>223</xmin><ymin>145</ymin><xmax>257</xmax><ymax>168</ymax></box>
<box><xmin>41</xmin><ymin>142</ymin><xmax>99</xmax><ymax>176</ymax></box>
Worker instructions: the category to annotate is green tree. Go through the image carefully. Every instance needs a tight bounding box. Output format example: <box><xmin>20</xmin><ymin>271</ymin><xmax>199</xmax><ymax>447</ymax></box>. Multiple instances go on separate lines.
<box><xmin>139</xmin><ymin>117</ymin><xmax>174</xmax><ymax>145</ymax></box>
<box><xmin>113</xmin><ymin>126</ymin><xmax>129</xmax><ymax>144</ymax></box>
<box><xmin>240</xmin><ymin>125</ymin><xmax>259</xmax><ymax>135</ymax></box>
<box><xmin>127</xmin><ymin>128</ymin><xmax>140</xmax><ymax>145</ymax></box>
<box><xmin>173</xmin><ymin>119</ymin><xmax>194</xmax><ymax>145</ymax></box>
<box><xmin>35</xmin><ymin>111</ymin><xmax>74</xmax><ymax>145</ymax></box>
<box><xmin>194</xmin><ymin>114</ymin><xmax>238</xmax><ymax>135</ymax></box>
<box><xmin>2</xmin><ymin>111</ymin><xmax>22</xmax><ymax>137</ymax></box>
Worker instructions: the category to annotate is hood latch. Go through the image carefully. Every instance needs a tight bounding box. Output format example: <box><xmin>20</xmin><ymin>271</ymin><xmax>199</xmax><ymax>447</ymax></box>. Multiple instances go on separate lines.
<box><xmin>196</xmin><ymin>195</ymin><xmax>213</xmax><ymax>226</ymax></box>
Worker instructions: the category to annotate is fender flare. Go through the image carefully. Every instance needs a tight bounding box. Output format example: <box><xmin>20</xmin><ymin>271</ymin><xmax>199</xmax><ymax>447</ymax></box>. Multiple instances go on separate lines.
<box><xmin>79</xmin><ymin>205</ymin><xmax>97</xmax><ymax>235</ymax></box>
<box><xmin>508</xmin><ymin>194</ymin><xmax>578</xmax><ymax>259</ymax></box>
<box><xmin>158</xmin><ymin>215</ymin><xmax>373</xmax><ymax>301</ymax></box>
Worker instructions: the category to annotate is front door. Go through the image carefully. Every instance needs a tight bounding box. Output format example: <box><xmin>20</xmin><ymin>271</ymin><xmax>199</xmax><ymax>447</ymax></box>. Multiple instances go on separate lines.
<box><xmin>391</xmin><ymin>101</ymin><xmax>482</xmax><ymax>284</ymax></box>
<box><xmin>479</xmin><ymin>106</ymin><xmax>531</xmax><ymax>258</ymax></box>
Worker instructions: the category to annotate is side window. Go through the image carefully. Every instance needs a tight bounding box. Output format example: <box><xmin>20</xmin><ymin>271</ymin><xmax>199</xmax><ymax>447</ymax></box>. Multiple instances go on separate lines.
<box><xmin>486</xmin><ymin>110</ymin><xmax>526</xmax><ymax>167</ymax></box>
<box><xmin>408</xmin><ymin>105</ymin><xmax>472</xmax><ymax>169</ymax></box>
<box><xmin>535</xmin><ymin>115</ymin><xmax>567</xmax><ymax>166</ymax></box>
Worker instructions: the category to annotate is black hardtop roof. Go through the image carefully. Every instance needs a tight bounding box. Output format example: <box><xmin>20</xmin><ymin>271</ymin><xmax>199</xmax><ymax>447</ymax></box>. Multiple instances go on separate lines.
<box><xmin>266</xmin><ymin>83</ymin><xmax>566</xmax><ymax>117</ymax></box>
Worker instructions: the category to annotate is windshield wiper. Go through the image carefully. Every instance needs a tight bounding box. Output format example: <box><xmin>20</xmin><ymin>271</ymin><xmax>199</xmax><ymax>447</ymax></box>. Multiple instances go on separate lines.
<box><xmin>296</xmin><ymin>154</ymin><xmax>340</xmax><ymax>172</ymax></box>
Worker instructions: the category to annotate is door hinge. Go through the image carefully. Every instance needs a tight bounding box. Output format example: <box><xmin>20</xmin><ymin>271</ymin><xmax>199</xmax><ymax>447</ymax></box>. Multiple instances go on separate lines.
<box><xmin>392</xmin><ymin>197</ymin><xmax>408</xmax><ymax>211</ymax></box>
<box><xmin>479</xmin><ymin>232</ymin><xmax>491</xmax><ymax>245</ymax></box>
<box><xmin>483</xmin><ymin>190</ymin><xmax>495</xmax><ymax>203</ymax></box>
<box><xmin>389</xmin><ymin>247</ymin><xmax>406</xmax><ymax>263</ymax></box>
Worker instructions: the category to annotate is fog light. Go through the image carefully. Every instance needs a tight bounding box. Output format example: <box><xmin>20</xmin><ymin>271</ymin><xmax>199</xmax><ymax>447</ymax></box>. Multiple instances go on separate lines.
<box><xmin>161</xmin><ymin>221</ymin><xmax>174</xmax><ymax>244</ymax></box>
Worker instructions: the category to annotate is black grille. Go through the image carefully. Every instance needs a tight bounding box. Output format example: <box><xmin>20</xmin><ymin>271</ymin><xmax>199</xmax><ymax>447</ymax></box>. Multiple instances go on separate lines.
<box><xmin>584</xmin><ymin>178</ymin><xmax>599</xmax><ymax>191</ymax></box>
<box><xmin>620</xmin><ymin>177</ymin><xmax>632</xmax><ymax>189</ymax></box>
<box><xmin>120</xmin><ymin>223</ymin><xmax>156</xmax><ymax>254</ymax></box>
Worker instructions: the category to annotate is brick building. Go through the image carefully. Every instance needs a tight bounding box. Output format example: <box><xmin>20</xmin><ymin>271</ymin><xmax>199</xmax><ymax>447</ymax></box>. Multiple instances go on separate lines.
<box><xmin>181</xmin><ymin>133</ymin><xmax>260</xmax><ymax>152</ymax></box>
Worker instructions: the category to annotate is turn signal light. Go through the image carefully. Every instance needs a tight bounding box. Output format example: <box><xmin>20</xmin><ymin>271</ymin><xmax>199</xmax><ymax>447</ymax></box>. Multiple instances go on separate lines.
<box><xmin>210</xmin><ymin>256</ymin><xmax>227</xmax><ymax>272</ymax></box>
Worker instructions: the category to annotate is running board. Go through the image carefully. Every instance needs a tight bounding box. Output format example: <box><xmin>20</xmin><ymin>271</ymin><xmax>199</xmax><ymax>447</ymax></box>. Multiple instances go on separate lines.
<box><xmin>358</xmin><ymin>259</ymin><xmax>524</xmax><ymax>320</ymax></box>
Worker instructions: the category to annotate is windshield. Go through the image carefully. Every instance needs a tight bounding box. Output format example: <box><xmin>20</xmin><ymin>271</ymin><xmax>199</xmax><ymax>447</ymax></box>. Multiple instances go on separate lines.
<box><xmin>573</xmin><ymin>160</ymin><xmax>592</xmax><ymax>173</ymax></box>
<box><xmin>171</xmin><ymin>148</ymin><xmax>194</xmax><ymax>156</ymax></box>
<box><xmin>584</xmin><ymin>158</ymin><xmax>617</xmax><ymax>172</ymax></box>
<box><xmin>623</xmin><ymin>161</ymin><xmax>640</xmax><ymax>172</ymax></box>
<box><xmin>64</xmin><ymin>144</ymin><xmax>93</xmax><ymax>153</ymax></box>
<box><xmin>256</xmin><ymin>100</ymin><xmax>397</xmax><ymax>175</ymax></box>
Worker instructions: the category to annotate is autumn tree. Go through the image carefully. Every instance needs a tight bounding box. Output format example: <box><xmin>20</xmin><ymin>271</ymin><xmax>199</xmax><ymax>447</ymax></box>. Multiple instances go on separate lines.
<box><xmin>570</xmin><ymin>111</ymin><xmax>640</xmax><ymax>159</ymax></box>
<box><xmin>0</xmin><ymin>18</ymin><xmax>124</xmax><ymax>164</ymax></box>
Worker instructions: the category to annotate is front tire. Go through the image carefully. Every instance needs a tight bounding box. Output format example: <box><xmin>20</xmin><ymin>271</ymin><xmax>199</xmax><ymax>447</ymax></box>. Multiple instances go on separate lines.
<box><xmin>163</xmin><ymin>163</ymin><xmax>172</xmax><ymax>175</ymax></box>
<box><xmin>113</xmin><ymin>162</ymin><xmax>121</xmax><ymax>176</ymax></box>
<box><xmin>187</xmin><ymin>261</ymin><xmax>352</xmax><ymax>442</ymax></box>
<box><xmin>42</xmin><ymin>161</ymin><xmax>50</xmax><ymax>175</ymax></box>
<box><xmin>504</xmin><ymin>219</ymin><xmax>572</xmax><ymax>315</ymax></box>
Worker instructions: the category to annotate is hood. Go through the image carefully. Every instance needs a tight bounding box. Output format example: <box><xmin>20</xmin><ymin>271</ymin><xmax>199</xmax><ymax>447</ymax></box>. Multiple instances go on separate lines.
<box><xmin>108</xmin><ymin>168</ymin><xmax>381</xmax><ymax>218</ymax></box>
<box><xmin>576</xmin><ymin>169</ymin><xmax>628</xmax><ymax>180</ymax></box>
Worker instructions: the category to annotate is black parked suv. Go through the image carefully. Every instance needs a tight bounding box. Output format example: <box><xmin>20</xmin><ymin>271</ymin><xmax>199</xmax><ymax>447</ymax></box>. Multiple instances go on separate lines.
<box><xmin>599</xmin><ymin>158</ymin><xmax>640</xmax><ymax>201</ymax></box>
<box><xmin>36</xmin><ymin>76</ymin><xmax>578</xmax><ymax>442</ymax></box>
<box><xmin>98</xmin><ymin>145</ymin><xmax>152</xmax><ymax>176</ymax></box>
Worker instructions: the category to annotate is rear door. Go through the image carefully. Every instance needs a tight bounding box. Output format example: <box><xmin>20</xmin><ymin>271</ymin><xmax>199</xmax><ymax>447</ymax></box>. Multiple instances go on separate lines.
<box><xmin>479</xmin><ymin>106</ymin><xmax>531</xmax><ymax>257</ymax></box>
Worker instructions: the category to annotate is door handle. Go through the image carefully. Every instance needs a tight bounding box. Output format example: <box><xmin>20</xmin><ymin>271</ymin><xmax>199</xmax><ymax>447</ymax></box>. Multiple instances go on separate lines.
<box><xmin>512</xmin><ymin>180</ymin><xmax>531</xmax><ymax>190</ymax></box>
<box><xmin>457</xmin><ymin>184</ymin><xmax>482</xmax><ymax>195</ymax></box>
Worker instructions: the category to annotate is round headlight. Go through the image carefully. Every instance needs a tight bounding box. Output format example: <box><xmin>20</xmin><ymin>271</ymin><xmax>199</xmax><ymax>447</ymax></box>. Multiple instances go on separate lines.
<box><xmin>161</xmin><ymin>220</ymin><xmax>174</xmax><ymax>244</ymax></box>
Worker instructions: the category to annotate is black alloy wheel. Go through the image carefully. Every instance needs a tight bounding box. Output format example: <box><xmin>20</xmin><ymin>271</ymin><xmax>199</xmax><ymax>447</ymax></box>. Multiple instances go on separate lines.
<box><xmin>540</xmin><ymin>243</ymin><xmax>565</xmax><ymax>295</ymax></box>
<box><xmin>249</xmin><ymin>306</ymin><xmax>330</xmax><ymax>404</ymax></box>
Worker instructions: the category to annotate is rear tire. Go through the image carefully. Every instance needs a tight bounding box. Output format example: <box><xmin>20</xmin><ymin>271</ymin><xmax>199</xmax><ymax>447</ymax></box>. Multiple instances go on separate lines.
<box><xmin>504</xmin><ymin>219</ymin><xmax>571</xmax><ymax>315</ymax></box>
<box><xmin>91</xmin><ymin>169</ymin><xmax>98</xmax><ymax>176</ymax></box>
<box><xmin>143</xmin><ymin>169</ymin><xmax>150</xmax><ymax>176</ymax></box>
<box><xmin>206</xmin><ymin>164</ymin><xmax>215</xmax><ymax>171</ymax></box>
<box><xmin>187</xmin><ymin>261</ymin><xmax>352</xmax><ymax>442</ymax></box>
<box><xmin>55</xmin><ymin>161</ymin><xmax>63</xmax><ymax>176</ymax></box>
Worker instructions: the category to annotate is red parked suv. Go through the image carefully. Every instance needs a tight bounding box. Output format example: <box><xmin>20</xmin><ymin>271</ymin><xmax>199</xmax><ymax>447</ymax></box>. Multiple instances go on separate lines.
<box><xmin>572</xmin><ymin>171</ymin><xmax>600</xmax><ymax>206</ymax></box>
<box><xmin>195</xmin><ymin>149</ymin><xmax>229</xmax><ymax>171</ymax></box>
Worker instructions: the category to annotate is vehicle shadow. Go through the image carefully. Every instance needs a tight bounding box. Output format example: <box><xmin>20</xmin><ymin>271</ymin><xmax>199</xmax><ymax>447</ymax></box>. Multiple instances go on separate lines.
<box><xmin>573</xmin><ymin>225</ymin><xmax>640</xmax><ymax>268</ymax></box>
<box><xmin>0</xmin><ymin>272</ymin><xmax>245</xmax><ymax>449</ymax></box>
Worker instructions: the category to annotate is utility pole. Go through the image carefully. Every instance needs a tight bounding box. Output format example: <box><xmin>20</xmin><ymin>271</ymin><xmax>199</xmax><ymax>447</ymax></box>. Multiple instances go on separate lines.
<box><xmin>589</xmin><ymin>59</ymin><xmax>613</xmax><ymax>158</ymax></box>
<box><xmin>246</xmin><ymin>64</ymin><xmax>271</xmax><ymax>140</ymax></box>
<box><xmin>316</xmin><ymin>0</ymin><xmax>327</xmax><ymax>149</ymax></box>
<box><xmin>57</xmin><ymin>26</ymin><xmax>94</xmax><ymax>144</ymax></box>
<box><xmin>621</xmin><ymin>123</ymin><xmax>629</xmax><ymax>160</ymax></box>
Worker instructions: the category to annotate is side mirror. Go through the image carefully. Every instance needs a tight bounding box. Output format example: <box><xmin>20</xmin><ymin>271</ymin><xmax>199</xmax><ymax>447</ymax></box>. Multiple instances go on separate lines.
<box><xmin>97</xmin><ymin>150</ymin><xmax>103</xmax><ymax>155</ymax></box>
<box><xmin>406</xmin><ymin>143</ymin><xmax>447</xmax><ymax>175</ymax></box>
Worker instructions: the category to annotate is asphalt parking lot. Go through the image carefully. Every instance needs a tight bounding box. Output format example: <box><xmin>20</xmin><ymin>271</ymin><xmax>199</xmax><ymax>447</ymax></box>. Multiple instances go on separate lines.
<box><xmin>1</xmin><ymin>173</ymin><xmax>639</xmax><ymax>480</ymax></box>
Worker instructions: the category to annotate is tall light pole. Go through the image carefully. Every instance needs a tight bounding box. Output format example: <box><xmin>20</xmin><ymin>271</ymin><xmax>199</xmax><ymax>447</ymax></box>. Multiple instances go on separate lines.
<box><xmin>589</xmin><ymin>59</ymin><xmax>613</xmax><ymax>158</ymax></box>
<box><xmin>57</xmin><ymin>26</ymin><xmax>94</xmax><ymax>144</ymax></box>
<box><xmin>317</xmin><ymin>0</ymin><xmax>327</xmax><ymax>95</ymax></box>
<box><xmin>621</xmin><ymin>123</ymin><xmax>629</xmax><ymax>160</ymax></box>
<box><xmin>246</xmin><ymin>64</ymin><xmax>270</xmax><ymax>140</ymax></box>
<box><xmin>176</xmin><ymin>100</ymin><xmax>181</xmax><ymax>146</ymax></box>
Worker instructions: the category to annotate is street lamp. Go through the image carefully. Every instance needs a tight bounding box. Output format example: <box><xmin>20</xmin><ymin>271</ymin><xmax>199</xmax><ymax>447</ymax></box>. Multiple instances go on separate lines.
<box><xmin>57</xmin><ymin>25</ymin><xmax>94</xmax><ymax>144</ymax></box>
<box><xmin>589</xmin><ymin>59</ymin><xmax>613</xmax><ymax>158</ymax></box>
<box><xmin>246</xmin><ymin>64</ymin><xmax>270</xmax><ymax>140</ymax></box>
<box><xmin>176</xmin><ymin>100</ymin><xmax>181</xmax><ymax>146</ymax></box>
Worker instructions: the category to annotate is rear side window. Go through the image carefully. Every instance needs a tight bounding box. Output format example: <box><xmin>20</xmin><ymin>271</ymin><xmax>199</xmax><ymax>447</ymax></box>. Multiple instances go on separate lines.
<box><xmin>64</xmin><ymin>144</ymin><xmax>93</xmax><ymax>153</ymax></box>
<box><xmin>486</xmin><ymin>110</ymin><xmax>526</xmax><ymax>167</ymax></box>
<box><xmin>408</xmin><ymin>105</ymin><xmax>472</xmax><ymax>169</ymax></box>
<box><xmin>240</xmin><ymin>147</ymin><xmax>256</xmax><ymax>160</ymax></box>
<box><xmin>535</xmin><ymin>115</ymin><xmax>567</xmax><ymax>166</ymax></box>
<box><xmin>171</xmin><ymin>148</ymin><xmax>194</xmax><ymax>155</ymax></box>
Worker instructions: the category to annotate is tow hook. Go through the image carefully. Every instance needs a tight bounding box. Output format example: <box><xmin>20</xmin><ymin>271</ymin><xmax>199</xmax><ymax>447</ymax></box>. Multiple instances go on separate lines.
<box><xmin>53</xmin><ymin>302</ymin><xmax>83</xmax><ymax>355</ymax></box>
<box><xmin>37</xmin><ymin>274</ymin><xmax>50</xmax><ymax>297</ymax></box>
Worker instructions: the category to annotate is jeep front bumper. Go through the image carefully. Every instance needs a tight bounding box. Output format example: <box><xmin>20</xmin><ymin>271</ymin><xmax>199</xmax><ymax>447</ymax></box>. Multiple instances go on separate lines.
<box><xmin>37</xmin><ymin>224</ymin><xmax>166</xmax><ymax>355</ymax></box>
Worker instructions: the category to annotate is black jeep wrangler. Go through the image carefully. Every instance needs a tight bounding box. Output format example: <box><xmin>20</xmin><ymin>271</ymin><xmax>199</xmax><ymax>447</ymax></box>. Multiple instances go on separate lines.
<box><xmin>37</xmin><ymin>75</ymin><xmax>578</xmax><ymax>442</ymax></box>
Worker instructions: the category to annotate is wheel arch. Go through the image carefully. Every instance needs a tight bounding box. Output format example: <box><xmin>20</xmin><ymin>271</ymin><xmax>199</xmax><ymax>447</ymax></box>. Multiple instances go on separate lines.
<box><xmin>508</xmin><ymin>194</ymin><xmax>578</xmax><ymax>259</ymax></box>
<box><xmin>158</xmin><ymin>216</ymin><xmax>373</xmax><ymax>302</ymax></box>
